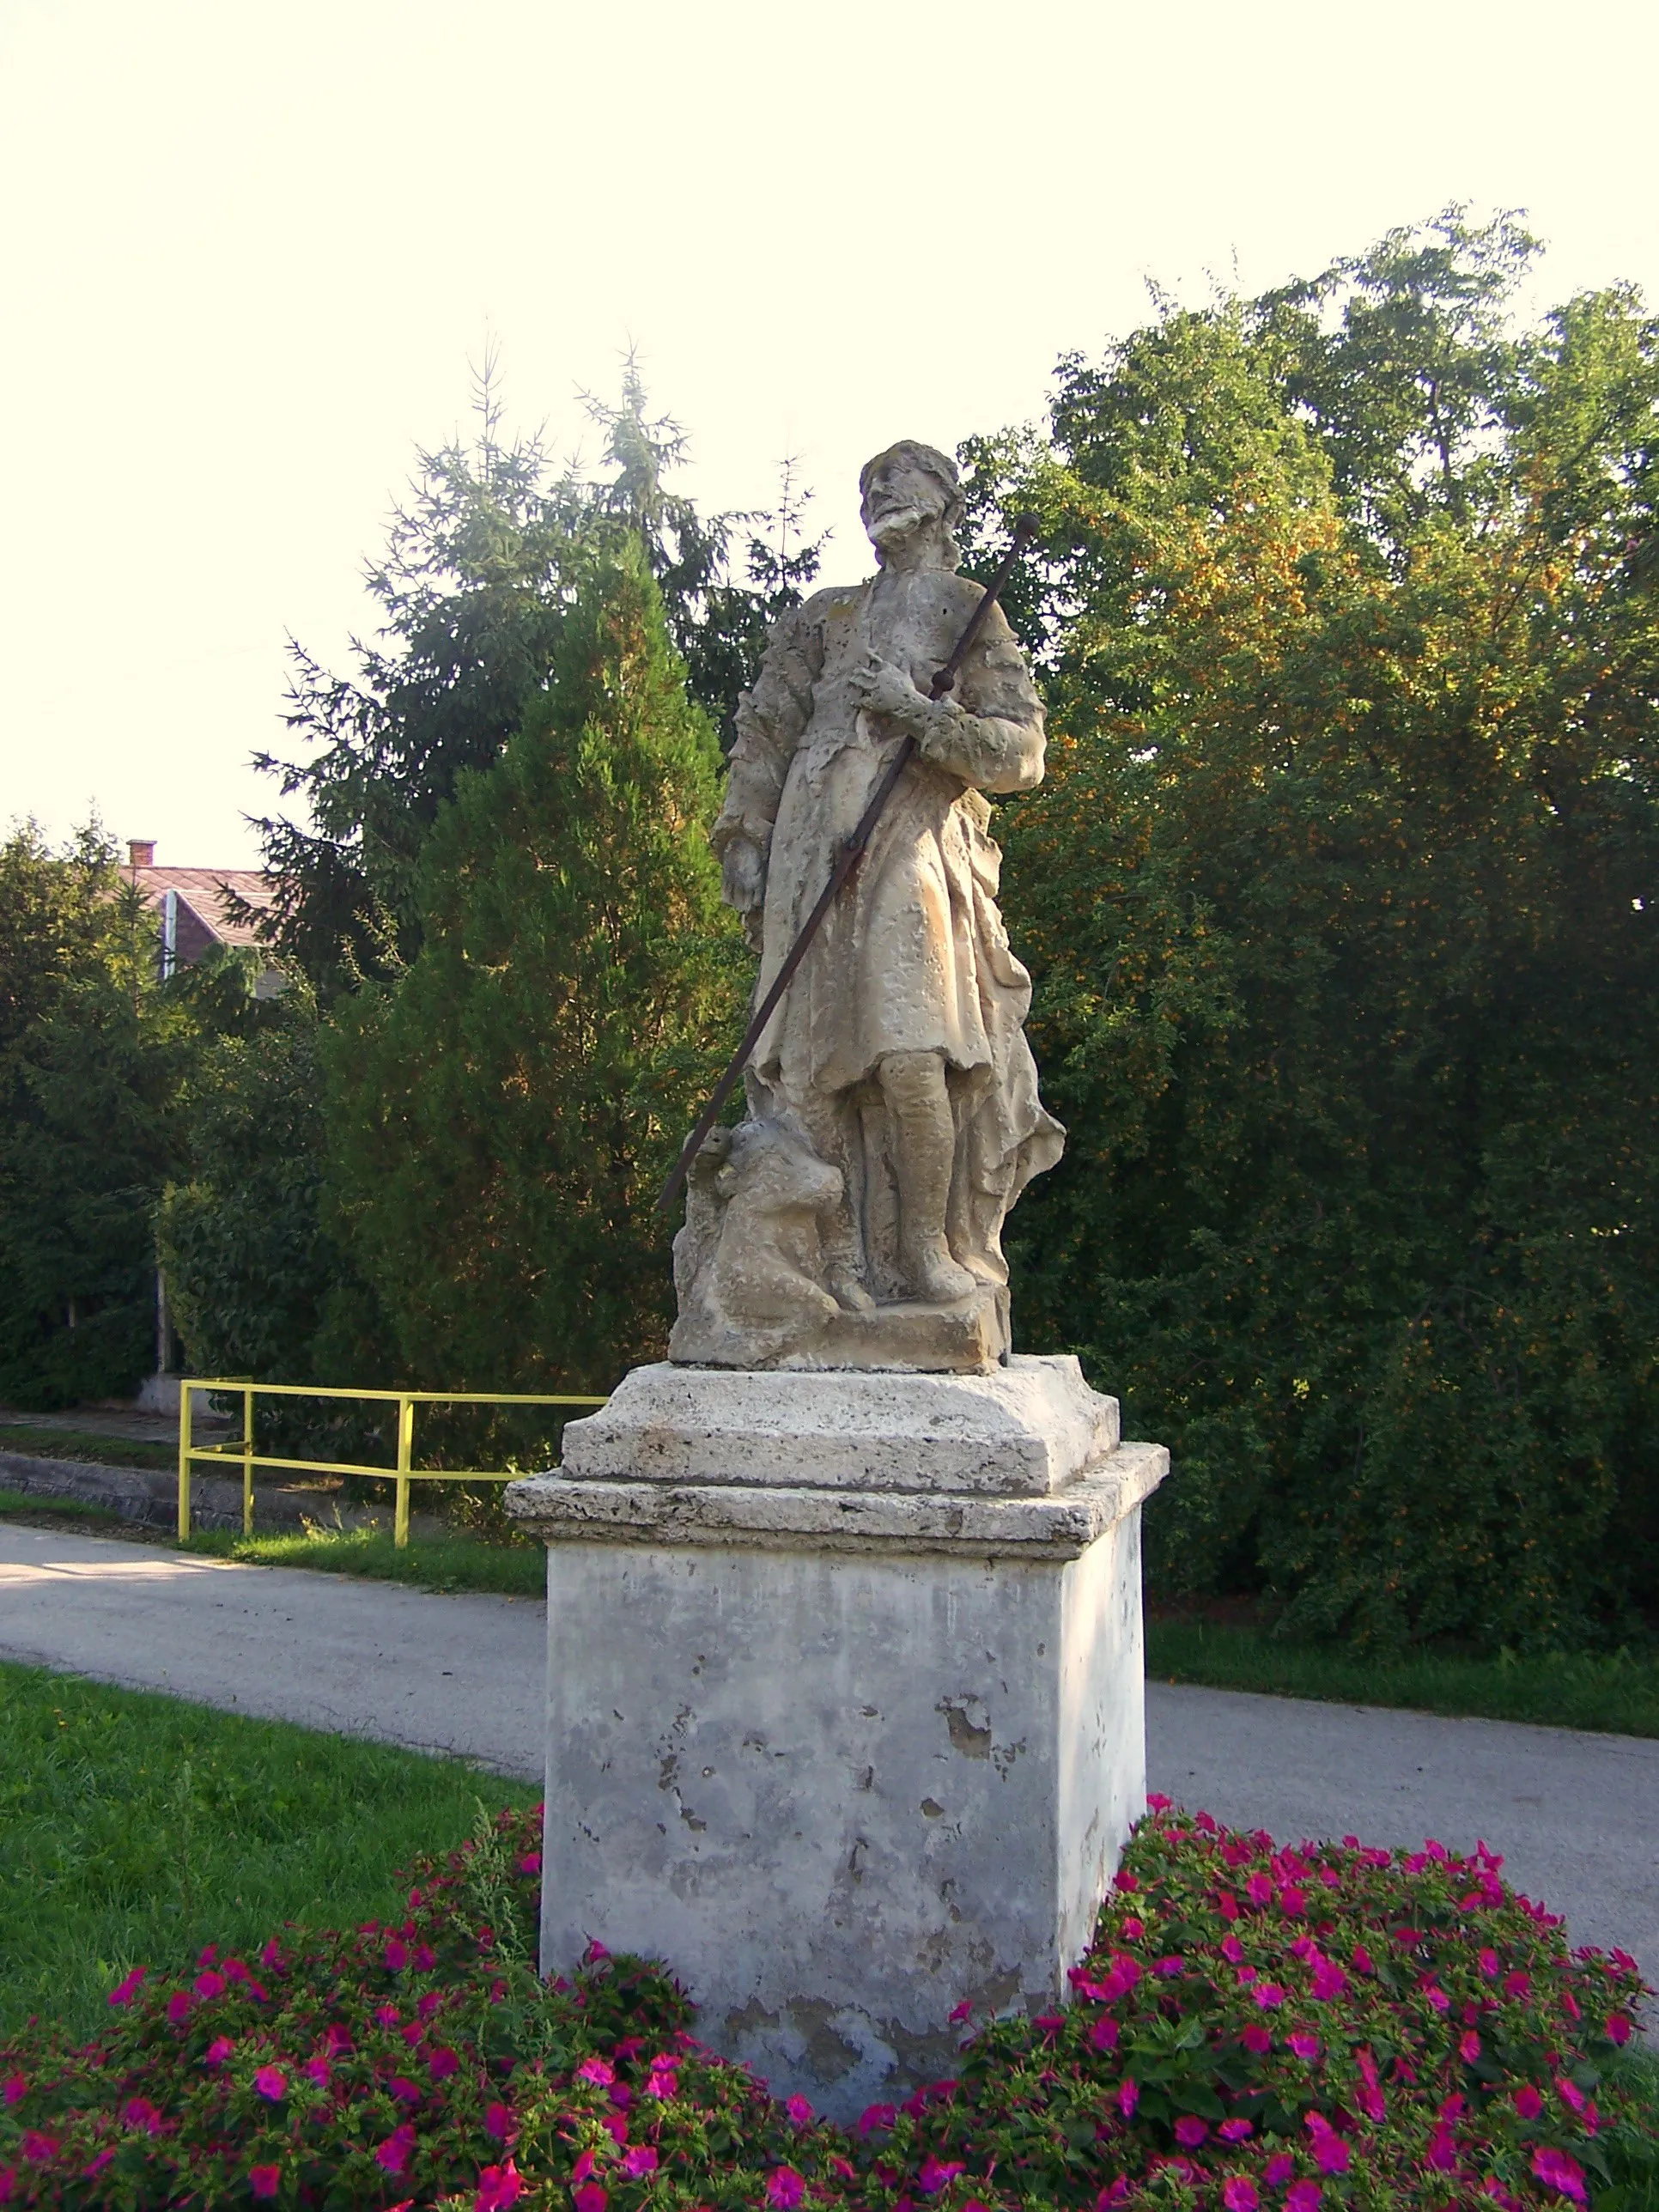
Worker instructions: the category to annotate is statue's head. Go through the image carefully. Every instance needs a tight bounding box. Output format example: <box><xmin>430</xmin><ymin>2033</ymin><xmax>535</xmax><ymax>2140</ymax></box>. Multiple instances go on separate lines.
<box><xmin>859</xmin><ymin>441</ymin><xmax>964</xmax><ymax>569</ymax></box>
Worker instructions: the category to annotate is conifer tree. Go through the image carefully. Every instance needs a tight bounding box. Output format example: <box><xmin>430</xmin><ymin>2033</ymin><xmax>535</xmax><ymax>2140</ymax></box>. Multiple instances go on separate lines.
<box><xmin>321</xmin><ymin>543</ymin><xmax>744</xmax><ymax>1396</ymax></box>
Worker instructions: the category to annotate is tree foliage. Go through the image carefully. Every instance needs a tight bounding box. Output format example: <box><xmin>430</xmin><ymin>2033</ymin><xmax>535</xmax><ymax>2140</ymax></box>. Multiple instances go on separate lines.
<box><xmin>256</xmin><ymin>362</ymin><xmax>822</xmax><ymax>1000</ymax></box>
<box><xmin>321</xmin><ymin>542</ymin><xmax>744</xmax><ymax>1397</ymax></box>
<box><xmin>155</xmin><ymin>964</ymin><xmax>343</xmax><ymax>1387</ymax></box>
<box><xmin>0</xmin><ymin>826</ymin><xmax>191</xmax><ymax>1407</ymax></box>
<box><xmin>969</xmin><ymin>210</ymin><xmax>1659</xmax><ymax>1650</ymax></box>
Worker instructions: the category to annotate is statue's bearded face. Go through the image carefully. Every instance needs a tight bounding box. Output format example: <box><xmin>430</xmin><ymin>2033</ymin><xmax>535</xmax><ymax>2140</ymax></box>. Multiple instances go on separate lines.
<box><xmin>861</xmin><ymin>453</ymin><xmax>950</xmax><ymax>553</ymax></box>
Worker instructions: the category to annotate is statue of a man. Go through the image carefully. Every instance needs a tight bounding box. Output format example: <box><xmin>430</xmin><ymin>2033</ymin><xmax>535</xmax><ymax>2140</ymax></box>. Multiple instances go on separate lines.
<box><xmin>698</xmin><ymin>441</ymin><xmax>1063</xmax><ymax>1342</ymax></box>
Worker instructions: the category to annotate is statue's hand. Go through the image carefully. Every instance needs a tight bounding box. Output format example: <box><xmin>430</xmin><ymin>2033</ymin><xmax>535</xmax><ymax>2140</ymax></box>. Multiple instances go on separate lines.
<box><xmin>849</xmin><ymin>653</ymin><xmax>928</xmax><ymax>731</ymax></box>
<box><xmin>720</xmin><ymin>832</ymin><xmax>767</xmax><ymax>945</ymax></box>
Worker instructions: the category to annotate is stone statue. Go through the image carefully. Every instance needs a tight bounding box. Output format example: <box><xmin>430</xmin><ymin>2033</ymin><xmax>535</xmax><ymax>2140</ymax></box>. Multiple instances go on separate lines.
<box><xmin>670</xmin><ymin>441</ymin><xmax>1064</xmax><ymax>1370</ymax></box>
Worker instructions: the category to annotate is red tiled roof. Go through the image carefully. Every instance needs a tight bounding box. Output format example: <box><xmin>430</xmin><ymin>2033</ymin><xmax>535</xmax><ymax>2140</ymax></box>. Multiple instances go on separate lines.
<box><xmin>125</xmin><ymin>865</ymin><xmax>278</xmax><ymax>951</ymax></box>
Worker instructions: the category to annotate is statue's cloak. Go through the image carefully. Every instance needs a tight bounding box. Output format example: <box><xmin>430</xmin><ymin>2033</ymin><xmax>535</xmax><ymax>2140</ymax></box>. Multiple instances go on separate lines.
<box><xmin>713</xmin><ymin>566</ymin><xmax>1064</xmax><ymax>1291</ymax></box>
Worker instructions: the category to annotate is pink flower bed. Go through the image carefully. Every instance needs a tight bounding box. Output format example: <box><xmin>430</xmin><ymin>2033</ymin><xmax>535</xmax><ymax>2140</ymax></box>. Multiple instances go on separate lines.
<box><xmin>0</xmin><ymin>1801</ymin><xmax>1648</xmax><ymax>2209</ymax></box>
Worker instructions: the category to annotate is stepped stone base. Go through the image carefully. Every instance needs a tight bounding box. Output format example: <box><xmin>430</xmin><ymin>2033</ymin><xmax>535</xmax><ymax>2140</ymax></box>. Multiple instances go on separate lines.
<box><xmin>507</xmin><ymin>1353</ymin><xmax>1166</xmax><ymax>2118</ymax></box>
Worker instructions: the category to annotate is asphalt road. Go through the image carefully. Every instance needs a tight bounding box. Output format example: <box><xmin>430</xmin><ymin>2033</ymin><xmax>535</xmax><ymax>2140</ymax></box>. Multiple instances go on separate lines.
<box><xmin>3</xmin><ymin>1524</ymin><xmax>1654</xmax><ymax>1989</ymax></box>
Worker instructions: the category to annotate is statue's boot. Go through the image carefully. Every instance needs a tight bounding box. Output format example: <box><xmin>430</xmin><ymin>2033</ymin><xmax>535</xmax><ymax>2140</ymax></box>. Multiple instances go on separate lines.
<box><xmin>880</xmin><ymin>1050</ymin><xmax>978</xmax><ymax>1305</ymax></box>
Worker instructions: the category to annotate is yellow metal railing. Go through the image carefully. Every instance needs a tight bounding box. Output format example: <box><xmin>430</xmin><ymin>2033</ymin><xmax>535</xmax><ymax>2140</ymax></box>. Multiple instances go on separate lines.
<box><xmin>176</xmin><ymin>1379</ymin><xmax>608</xmax><ymax>1547</ymax></box>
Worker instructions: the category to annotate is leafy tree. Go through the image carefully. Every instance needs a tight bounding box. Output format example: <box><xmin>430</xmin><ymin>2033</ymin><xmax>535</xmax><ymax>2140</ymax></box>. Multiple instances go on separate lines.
<box><xmin>969</xmin><ymin>211</ymin><xmax>1659</xmax><ymax>1650</ymax></box>
<box><xmin>155</xmin><ymin>959</ymin><xmax>346</xmax><ymax>1386</ymax></box>
<box><xmin>321</xmin><ymin>542</ymin><xmax>744</xmax><ymax>1399</ymax></box>
<box><xmin>0</xmin><ymin>826</ymin><xmax>193</xmax><ymax>1407</ymax></box>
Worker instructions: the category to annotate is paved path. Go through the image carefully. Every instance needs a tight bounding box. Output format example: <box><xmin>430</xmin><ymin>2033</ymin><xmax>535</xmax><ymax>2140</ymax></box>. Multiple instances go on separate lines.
<box><xmin>3</xmin><ymin>1526</ymin><xmax>1655</xmax><ymax>1989</ymax></box>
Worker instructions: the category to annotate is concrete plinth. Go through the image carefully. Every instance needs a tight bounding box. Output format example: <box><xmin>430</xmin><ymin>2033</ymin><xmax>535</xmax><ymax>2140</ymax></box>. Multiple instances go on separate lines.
<box><xmin>507</xmin><ymin>1356</ymin><xmax>1165</xmax><ymax>2118</ymax></box>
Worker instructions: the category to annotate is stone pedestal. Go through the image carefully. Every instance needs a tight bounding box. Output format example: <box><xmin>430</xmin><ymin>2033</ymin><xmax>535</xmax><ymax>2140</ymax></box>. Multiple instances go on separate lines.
<box><xmin>507</xmin><ymin>1355</ymin><xmax>1165</xmax><ymax>2118</ymax></box>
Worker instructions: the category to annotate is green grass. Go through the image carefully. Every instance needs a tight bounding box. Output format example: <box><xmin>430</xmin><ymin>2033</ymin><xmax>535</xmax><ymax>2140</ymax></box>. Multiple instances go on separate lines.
<box><xmin>1146</xmin><ymin>1615</ymin><xmax>1659</xmax><ymax>1741</ymax></box>
<box><xmin>0</xmin><ymin>1661</ymin><xmax>538</xmax><ymax>2045</ymax></box>
<box><xmin>0</xmin><ymin>1486</ymin><xmax>133</xmax><ymax>1526</ymax></box>
<box><xmin>178</xmin><ymin>1522</ymin><xmax>547</xmax><ymax>1596</ymax></box>
<box><xmin>0</xmin><ymin>1424</ymin><xmax>178</xmax><ymax>1472</ymax></box>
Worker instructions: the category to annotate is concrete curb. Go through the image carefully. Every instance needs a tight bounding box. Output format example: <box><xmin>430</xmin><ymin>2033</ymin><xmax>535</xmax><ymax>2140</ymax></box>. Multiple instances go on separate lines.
<box><xmin>0</xmin><ymin>1450</ymin><xmax>320</xmax><ymax>1536</ymax></box>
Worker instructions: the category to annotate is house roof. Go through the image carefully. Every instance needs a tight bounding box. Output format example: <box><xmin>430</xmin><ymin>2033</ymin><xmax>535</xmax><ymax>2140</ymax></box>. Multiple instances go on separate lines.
<box><xmin>125</xmin><ymin>863</ymin><xmax>279</xmax><ymax>951</ymax></box>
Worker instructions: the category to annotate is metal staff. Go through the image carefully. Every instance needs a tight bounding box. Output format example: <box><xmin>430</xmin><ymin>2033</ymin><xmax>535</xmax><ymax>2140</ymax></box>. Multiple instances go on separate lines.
<box><xmin>658</xmin><ymin>514</ymin><xmax>1040</xmax><ymax>1214</ymax></box>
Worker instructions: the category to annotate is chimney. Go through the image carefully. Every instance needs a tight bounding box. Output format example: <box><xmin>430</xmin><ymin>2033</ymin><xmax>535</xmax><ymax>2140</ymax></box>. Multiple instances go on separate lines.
<box><xmin>128</xmin><ymin>839</ymin><xmax>156</xmax><ymax>868</ymax></box>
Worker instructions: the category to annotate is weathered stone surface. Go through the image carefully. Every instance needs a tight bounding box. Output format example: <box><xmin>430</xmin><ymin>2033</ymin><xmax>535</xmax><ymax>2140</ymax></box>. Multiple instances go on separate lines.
<box><xmin>556</xmin><ymin>1354</ymin><xmax>1121</xmax><ymax>1496</ymax></box>
<box><xmin>530</xmin><ymin>1494</ymin><xmax>1154</xmax><ymax>2117</ymax></box>
<box><xmin>672</xmin><ymin>441</ymin><xmax>1063</xmax><ymax>1371</ymax></box>
<box><xmin>508</xmin><ymin>1439</ymin><xmax>1164</xmax><ymax>1559</ymax></box>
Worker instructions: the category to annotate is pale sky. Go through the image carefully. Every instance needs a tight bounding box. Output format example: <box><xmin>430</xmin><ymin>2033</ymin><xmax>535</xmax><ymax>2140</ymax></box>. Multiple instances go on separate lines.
<box><xmin>3</xmin><ymin>0</ymin><xmax>1655</xmax><ymax>868</ymax></box>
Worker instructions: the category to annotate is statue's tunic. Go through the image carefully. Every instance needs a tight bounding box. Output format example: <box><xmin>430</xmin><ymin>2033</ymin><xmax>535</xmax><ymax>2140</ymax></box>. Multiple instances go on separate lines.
<box><xmin>714</xmin><ymin>566</ymin><xmax>1064</xmax><ymax>1291</ymax></box>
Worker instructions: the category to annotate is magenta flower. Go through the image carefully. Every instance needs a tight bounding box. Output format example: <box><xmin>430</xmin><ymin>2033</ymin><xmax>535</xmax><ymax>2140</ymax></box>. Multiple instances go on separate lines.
<box><xmin>1459</xmin><ymin>2030</ymin><xmax>1481</xmax><ymax>2062</ymax></box>
<box><xmin>1426</xmin><ymin>2126</ymin><xmax>1459</xmax><ymax>2173</ymax></box>
<box><xmin>1222</xmin><ymin>2182</ymin><xmax>1260</xmax><ymax>2212</ymax></box>
<box><xmin>949</xmin><ymin>1999</ymin><xmax>974</xmax><ymax>2022</ymax></box>
<box><xmin>575</xmin><ymin>2057</ymin><xmax>615</xmax><ymax>2087</ymax></box>
<box><xmin>517</xmin><ymin>1851</ymin><xmax>542</xmax><ymax>1875</ymax></box>
<box><xmin>82</xmin><ymin>2152</ymin><xmax>116</xmax><ymax>2179</ymax></box>
<box><xmin>250</xmin><ymin>2166</ymin><xmax>282</xmax><ymax>2201</ymax></box>
<box><xmin>1285</xmin><ymin>2185</ymin><xmax>1323</xmax><ymax>2212</ymax></box>
<box><xmin>1253</xmin><ymin>1981</ymin><xmax>1286</xmax><ymax>2008</ymax></box>
<box><xmin>302</xmin><ymin>2056</ymin><xmax>330</xmax><ymax>2087</ymax></box>
<box><xmin>374</xmin><ymin>2124</ymin><xmax>416</xmax><ymax>2175</ymax></box>
<box><xmin>389</xmin><ymin>2076</ymin><xmax>421</xmax><ymax>2105</ymax></box>
<box><xmin>786</xmin><ymin>2094</ymin><xmax>815</xmax><ymax>2125</ymax></box>
<box><xmin>374</xmin><ymin>2004</ymin><xmax>401</xmax><ymax>2027</ymax></box>
<box><xmin>645</xmin><ymin>2069</ymin><xmax>678</xmax><ymax>2099</ymax></box>
<box><xmin>919</xmin><ymin>2155</ymin><xmax>967</xmax><ymax>2194</ymax></box>
<box><xmin>1504</xmin><ymin>1969</ymin><xmax>1531</xmax><ymax>2000</ymax></box>
<box><xmin>254</xmin><ymin>2066</ymin><xmax>286</xmax><ymax>2101</ymax></box>
<box><xmin>21</xmin><ymin>2135</ymin><xmax>58</xmax><ymax>2164</ymax></box>
<box><xmin>1090</xmin><ymin>2016</ymin><xmax>1120</xmax><ymax>2053</ymax></box>
<box><xmin>1113</xmin><ymin>1869</ymin><xmax>1139</xmax><ymax>1893</ymax></box>
<box><xmin>1239</xmin><ymin>2023</ymin><xmax>1272</xmax><ymax>2054</ymax></box>
<box><xmin>107</xmin><ymin>1967</ymin><xmax>147</xmax><ymax>2008</ymax></box>
<box><xmin>204</xmin><ymin>2036</ymin><xmax>234</xmax><ymax>2066</ymax></box>
<box><xmin>1278</xmin><ymin>1885</ymin><xmax>1307</xmax><ymax>1917</ymax></box>
<box><xmin>1287</xmin><ymin>2033</ymin><xmax>1320</xmax><ymax>2059</ymax></box>
<box><xmin>572</xmin><ymin>2185</ymin><xmax>606</xmax><ymax>2212</ymax></box>
<box><xmin>1172</xmin><ymin>2115</ymin><xmax>1208</xmax><ymax>2147</ymax></box>
<box><xmin>1531</xmin><ymin>2146</ymin><xmax>1588</xmax><ymax>2204</ymax></box>
<box><xmin>194</xmin><ymin>1968</ymin><xmax>227</xmax><ymax>1999</ymax></box>
<box><xmin>385</xmin><ymin>1938</ymin><xmax>408</xmax><ymax>1972</ymax></box>
<box><xmin>1218</xmin><ymin>2118</ymin><xmax>1254</xmax><ymax>2142</ymax></box>
<box><xmin>118</xmin><ymin>2097</ymin><xmax>164</xmax><ymax>2136</ymax></box>
<box><xmin>858</xmin><ymin>2103</ymin><xmax>896</xmax><ymax>2135</ymax></box>
<box><xmin>1351</xmin><ymin>1944</ymin><xmax>1373</xmax><ymax>1975</ymax></box>
<box><xmin>2</xmin><ymin>2077</ymin><xmax>24</xmax><ymax>2107</ymax></box>
<box><xmin>475</xmin><ymin>2160</ymin><xmax>525</xmax><ymax>2212</ymax></box>
<box><xmin>167</xmin><ymin>1992</ymin><xmax>191</xmax><ymax>2025</ymax></box>
<box><xmin>764</xmin><ymin>2166</ymin><xmax>805</xmax><ymax>2209</ymax></box>
<box><xmin>1310</xmin><ymin>1960</ymin><xmax>1347</xmax><ymax>2001</ymax></box>
<box><xmin>1147</xmin><ymin>1792</ymin><xmax>1172</xmax><ymax>1810</ymax></box>
<box><xmin>1120</xmin><ymin>1917</ymin><xmax>1144</xmax><ymax>1940</ymax></box>
<box><xmin>1262</xmin><ymin>2153</ymin><xmax>1295</xmax><ymax>2186</ymax></box>
<box><xmin>1512</xmin><ymin>2082</ymin><xmax>1543</xmax><ymax>2119</ymax></box>
<box><xmin>428</xmin><ymin>2046</ymin><xmax>459</xmax><ymax>2081</ymax></box>
<box><xmin>1246</xmin><ymin>1873</ymin><xmax>1273</xmax><ymax>1908</ymax></box>
<box><xmin>620</xmin><ymin>2147</ymin><xmax>658</xmax><ymax>2178</ymax></box>
<box><xmin>1607</xmin><ymin>2014</ymin><xmax>1632</xmax><ymax>2045</ymax></box>
<box><xmin>1311</xmin><ymin>2133</ymin><xmax>1350</xmax><ymax>2175</ymax></box>
<box><xmin>1117</xmin><ymin>2078</ymin><xmax>1139</xmax><ymax>2119</ymax></box>
<box><xmin>485</xmin><ymin>2102</ymin><xmax>514</xmax><ymax>2141</ymax></box>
